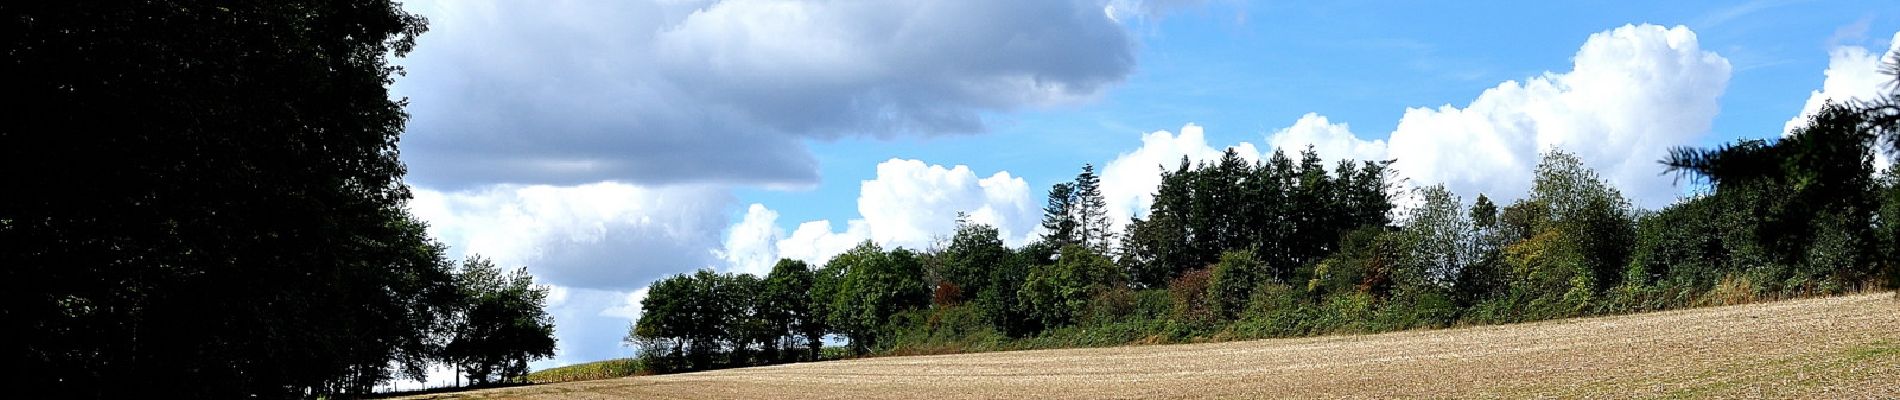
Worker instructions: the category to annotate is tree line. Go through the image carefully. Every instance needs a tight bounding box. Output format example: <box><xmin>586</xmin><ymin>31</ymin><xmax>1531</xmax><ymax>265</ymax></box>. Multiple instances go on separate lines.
<box><xmin>4</xmin><ymin>3</ymin><xmax>557</xmax><ymax>398</ymax></box>
<box><xmin>629</xmin><ymin>56</ymin><xmax>1900</xmax><ymax>373</ymax></box>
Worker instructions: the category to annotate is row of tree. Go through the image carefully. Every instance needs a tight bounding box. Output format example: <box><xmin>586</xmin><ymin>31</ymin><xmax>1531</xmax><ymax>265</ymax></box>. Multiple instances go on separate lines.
<box><xmin>629</xmin><ymin>55</ymin><xmax>1900</xmax><ymax>371</ymax></box>
<box><xmin>4</xmin><ymin>3</ymin><xmax>558</xmax><ymax>397</ymax></box>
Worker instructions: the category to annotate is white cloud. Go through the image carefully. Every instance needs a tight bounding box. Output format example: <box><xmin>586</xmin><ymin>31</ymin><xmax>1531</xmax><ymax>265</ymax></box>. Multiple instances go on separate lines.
<box><xmin>1783</xmin><ymin>31</ymin><xmax>1899</xmax><ymax>171</ymax></box>
<box><xmin>717</xmin><ymin>204</ymin><xmax>784</xmax><ymax>276</ymax></box>
<box><xmin>1266</xmin><ymin>113</ymin><xmax>1390</xmax><ymax>166</ymax></box>
<box><xmin>1784</xmin><ymin>32</ymin><xmax>1900</xmax><ymax>135</ymax></box>
<box><xmin>776</xmin><ymin>220</ymin><xmax>874</xmax><ymax>268</ymax></box>
<box><xmin>1381</xmin><ymin>24</ymin><xmax>1730</xmax><ymax>208</ymax></box>
<box><xmin>721</xmin><ymin>159</ymin><xmax>1037</xmax><ymax>270</ymax></box>
<box><xmin>409</xmin><ymin>182</ymin><xmax>732</xmax><ymax>366</ymax></box>
<box><xmin>1101</xmin><ymin>24</ymin><xmax>1731</xmax><ymax>217</ymax></box>
<box><xmin>860</xmin><ymin>159</ymin><xmax>1040</xmax><ymax>247</ymax></box>
<box><xmin>1100</xmin><ymin>124</ymin><xmax>1261</xmax><ymax>226</ymax></box>
<box><xmin>409</xmin><ymin>182</ymin><xmax>731</xmax><ymax>290</ymax></box>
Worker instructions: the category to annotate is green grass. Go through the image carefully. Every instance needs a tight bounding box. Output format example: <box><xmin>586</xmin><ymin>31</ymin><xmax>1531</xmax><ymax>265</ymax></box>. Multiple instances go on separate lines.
<box><xmin>522</xmin><ymin>358</ymin><xmax>644</xmax><ymax>384</ymax></box>
<box><xmin>1846</xmin><ymin>340</ymin><xmax>1900</xmax><ymax>360</ymax></box>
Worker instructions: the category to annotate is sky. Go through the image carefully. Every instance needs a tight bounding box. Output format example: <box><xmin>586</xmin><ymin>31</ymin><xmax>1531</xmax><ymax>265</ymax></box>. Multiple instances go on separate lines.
<box><xmin>384</xmin><ymin>0</ymin><xmax>1900</xmax><ymax>378</ymax></box>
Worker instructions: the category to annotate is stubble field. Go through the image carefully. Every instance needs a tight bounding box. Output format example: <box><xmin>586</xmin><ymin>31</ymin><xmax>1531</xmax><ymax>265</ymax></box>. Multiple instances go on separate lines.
<box><xmin>404</xmin><ymin>293</ymin><xmax>1900</xmax><ymax>399</ymax></box>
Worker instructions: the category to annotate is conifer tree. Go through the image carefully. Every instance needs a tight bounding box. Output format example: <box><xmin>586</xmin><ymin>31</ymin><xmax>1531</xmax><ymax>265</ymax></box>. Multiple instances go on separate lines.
<box><xmin>1073</xmin><ymin>164</ymin><xmax>1113</xmax><ymax>252</ymax></box>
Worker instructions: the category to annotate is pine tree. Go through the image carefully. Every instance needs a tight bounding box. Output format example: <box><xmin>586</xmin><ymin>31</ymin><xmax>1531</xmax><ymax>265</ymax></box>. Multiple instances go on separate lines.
<box><xmin>1041</xmin><ymin>182</ymin><xmax>1078</xmax><ymax>246</ymax></box>
<box><xmin>1073</xmin><ymin>164</ymin><xmax>1113</xmax><ymax>252</ymax></box>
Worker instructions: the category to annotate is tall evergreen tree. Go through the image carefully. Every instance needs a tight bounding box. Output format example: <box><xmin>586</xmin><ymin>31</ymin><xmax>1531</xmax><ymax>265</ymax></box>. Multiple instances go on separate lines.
<box><xmin>1073</xmin><ymin>164</ymin><xmax>1113</xmax><ymax>252</ymax></box>
<box><xmin>1041</xmin><ymin>182</ymin><xmax>1078</xmax><ymax>246</ymax></box>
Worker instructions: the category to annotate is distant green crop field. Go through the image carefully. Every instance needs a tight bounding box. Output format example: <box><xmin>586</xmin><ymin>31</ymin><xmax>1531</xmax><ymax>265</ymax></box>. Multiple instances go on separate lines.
<box><xmin>521</xmin><ymin>358</ymin><xmax>643</xmax><ymax>384</ymax></box>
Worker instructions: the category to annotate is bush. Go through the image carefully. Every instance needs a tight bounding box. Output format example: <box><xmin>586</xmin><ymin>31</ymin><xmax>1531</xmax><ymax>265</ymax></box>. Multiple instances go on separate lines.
<box><xmin>1206</xmin><ymin>251</ymin><xmax>1264</xmax><ymax>320</ymax></box>
<box><xmin>1081</xmin><ymin>287</ymin><xmax>1138</xmax><ymax>326</ymax></box>
<box><xmin>883</xmin><ymin>305</ymin><xmax>1007</xmax><ymax>356</ymax></box>
<box><xmin>1130</xmin><ymin>289</ymin><xmax>1174</xmax><ymax>321</ymax></box>
<box><xmin>1370</xmin><ymin>290</ymin><xmax>1457</xmax><ymax>331</ymax></box>
<box><xmin>1019</xmin><ymin>245</ymin><xmax>1121</xmax><ymax>329</ymax></box>
<box><xmin>1229</xmin><ymin>283</ymin><xmax>1300</xmax><ymax>338</ymax></box>
<box><xmin>1167</xmin><ymin>268</ymin><xmax>1214</xmax><ymax>326</ymax></box>
<box><xmin>1311</xmin><ymin>292</ymin><xmax>1375</xmax><ymax>334</ymax></box>
<box><xmin>1701</xmin><ymin>274</ymin><xmax>1759</xmax><ymax>306</ymax></box>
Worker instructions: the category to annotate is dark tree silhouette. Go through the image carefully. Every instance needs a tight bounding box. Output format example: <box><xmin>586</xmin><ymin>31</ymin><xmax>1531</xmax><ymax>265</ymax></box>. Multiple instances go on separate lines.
<box><xmin>2</xmin><ymin>2</ymin><xmax>459</xmax><ymax>397</ymax></box>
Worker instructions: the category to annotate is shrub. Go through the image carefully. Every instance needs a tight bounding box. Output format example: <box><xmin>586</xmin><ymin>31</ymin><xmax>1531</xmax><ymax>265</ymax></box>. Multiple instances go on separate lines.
<box><xmin>1206</xmin><ymin>251</ymin><xmax>1264</xmax><ymax>320</ymax></box>
<box><xmin>1130</xmin><ymin>289</ymin><xmax>1174</xmax><ymax>321</ymax></box>
<box><xmin>1168</xmin><ymin>268</ymin><xmax>1214</xmax><ymax>325</ymax></box>
<box><xmin>883</xmin><ymin>305</ymin><xmax>1006</xmax><ymax>356</ymax></box>
<box><xmin>1702</xmin><ymin>274</ymin><xmax>1758</xmax><ymax>306</ymax></box>
<box><xmin>1082</xmin><ymin>287</ymin><xmax>1138</xmax><ymax>326</ymax></box>
<box><xmin>1370</xmin><ymin>290</ymin><xmax>1457</xmax><ymax>331</ymax></box>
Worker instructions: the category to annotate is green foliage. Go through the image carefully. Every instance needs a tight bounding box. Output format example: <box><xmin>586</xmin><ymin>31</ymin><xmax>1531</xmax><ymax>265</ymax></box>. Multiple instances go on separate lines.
<box><xmin>1530</xmin><ymin>150</ymin><xmax>1638</xmax><ymax>294</ymax></box>
<box><xmin>1398</xmin><ymin>185</ymin><xmax>1470</xmax><ymax>292</ymax></box>
<box><xmin>939</xmin><ymin>221</ymin><xmax>1030</xmax><ymax>335</ymax></box>
<box><xmin>1206</xmin><ymin>251</ymin><xmax>1265</xmax><ymax>320</ymax></box>
<box><xmin>825</xmin><ymin>242</ymin><xmax>931</xmax><ymax>353</ymax></box>
<box><xmin>1040</xmin><ymin>182</ymin><xmax>1078</xmax><ymax>246</ymax></box>
<box><xmin>1665</xmin><ymin>104</ymin><xmax>1882</xmax><ymax>285</ymax></box>
<box><xmin>624</xmin><ymin>89</ymin><xmax>1900</xmax><ymax>376</ymax></box>
<box><xmin>1455</xmin><ymin>150</ymin><xmax>1642</xmax><ymax>320</ymax></box>
<box><xmin>1305</xmin><ymin>228</ymin><xmax>1403</xmax><ymax>300</ymax></box>
<box><xmin>629</xmin><ymin>267</ymin><xmax>810</xmax><ymax>373</ymax></box>
<box><xmin>0</xmin><ymin>2</ymin><xmax>463</xmax><ymax>397</ymax></box>
<box><xmin>1166</xmin><ymin>268</ymin><xmax>1215</xmax><ymax>326</ymax></box>
<box><xmin>1454</xmin><ymin>195</ymin><xmax>1510</xmax><ymax>307</ymax></box>
<box><xmin>443</xmin><ymin>256</ymin><xmax>558</xmax><ymax>385</ymax></box>
<box><xmin>1880</xmin><ymin>173</ymin><xmax>1900</xmax><ymax>290</ymax></box>
<box><xmin>1074</xmin><ymin>164</ymin><xmax>1115</xmax><ymax>252</ymax></box>
<box><xmin>1042</xmin><ymin>165</ymin><xmax>1115</xmax><ymax>251</ymax></box>
<box><xmin>1124</xmin><ymin>148</ymin><xmax>1396</xmax><ymax>289</ymax></box>
<box><xmin>763</xmin><ymin>259</ymin><xmax>823</xmax><ymax>361</ymax></box>
<box><xmin>1019</xmin><ymin>245</ymin><xmax>1122</xmax><ymax>329</ymax></box>
<box><xmin>629</xmin><ymin>270</ymin><xmax>719</xmax><ymax>372</ymax></box>
<box><xmin>1120</xmin><ymin>213</ymin><xmax>1187</xmax><ymax>289</ymax></box>
<box><xmin>1370</xmin><ymin>290</ymin><xmax>1458</xmax><ymax>330</ymax></box>
<box><xmin>883</xmin><ymin>305</ymin><xmax>1008</xmax><ymax>355</ymax></box>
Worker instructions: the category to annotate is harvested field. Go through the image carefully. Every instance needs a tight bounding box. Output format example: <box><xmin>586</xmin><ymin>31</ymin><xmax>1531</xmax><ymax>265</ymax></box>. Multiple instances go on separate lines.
<box><xmin>404</xmin><ymin>293</ymin><xmax>1900</xmax><ymax>399</ymax></box>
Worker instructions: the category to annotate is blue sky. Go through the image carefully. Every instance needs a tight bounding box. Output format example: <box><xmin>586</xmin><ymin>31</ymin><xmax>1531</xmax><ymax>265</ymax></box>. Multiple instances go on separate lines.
<box><xmin>386</xmin><ymin>0</ymin><xmax>1900</xmax><ymax>376</ymax></box>
<box><xmin>751</xmin><ymin>1</ymin><xmax>1898</xmax><ymax>226</ymax></box>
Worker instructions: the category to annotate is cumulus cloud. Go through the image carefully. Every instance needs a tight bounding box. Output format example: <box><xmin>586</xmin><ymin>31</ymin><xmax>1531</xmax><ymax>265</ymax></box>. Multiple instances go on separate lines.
<box><xmin>716</xmin><ymin>204</ymin><xmax>785</xmax><ymax>276</ymax></box>
<box><xmin>776</xmin><ymin>220</ymin><xmax>876</xmax><ymax>269</ymax></box>
<box><xmin>721</xmin><ymin>159</ymin><xmax>1038</xmax><ymax>270</ymax></box>
<box><xmin>410</xmin><ymin>183</ymin><xmax>733</xmax><ymax>367</ymax></box>
<box><xmin>1266</xmin><ymin>113</ymin><xmax>1390</xmax><ymax>166</ymax></box>
<box><xmin>1103</xmin><ymin>24</ymin><xmax>1731</xmax><ymax>215</ymax></box>
<box><xmin>1100</xmin><ymin>124</ymin><xmax>1261</xmax><ymax>227</ymax></box>
<box><xmin>860</xmin><ymin>160</ymin><xmax>1040</xmax><ymax>246</ymax></box>
<box><xmin>1380</xmin><ymin>24</ymin><xmax>1730</xmax><ymax>208</ymax></box>
<box><xmin>1783</xmin><ymin>32</ymin><xmax>1899</xmax><ymax>135</ymax></box>
<box><xmin>409</xmin><ymin>182</ymin><xmax>732</xmax><ymax>290</ymax></box>
<box><xmin>395</xmin><ymin>0</ymin><xmax>1138</xmax><ymax>188</ymax></box>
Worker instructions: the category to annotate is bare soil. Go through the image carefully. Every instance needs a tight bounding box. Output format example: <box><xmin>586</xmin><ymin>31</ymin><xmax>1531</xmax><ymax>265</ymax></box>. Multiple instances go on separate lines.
<box><xmin>402</xmin><ymin>293</ymin><xmax>1900</xmax><ymax>399</ymax></box>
